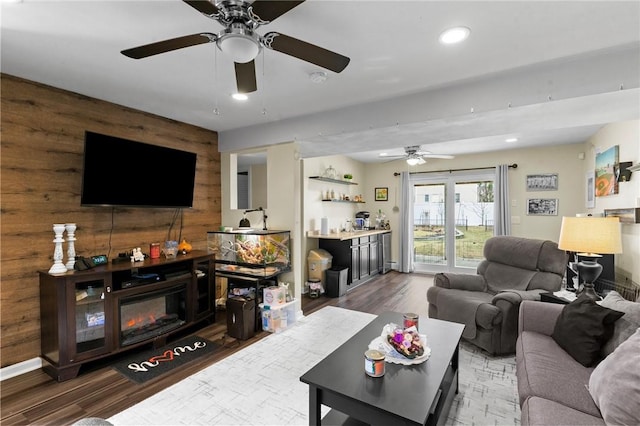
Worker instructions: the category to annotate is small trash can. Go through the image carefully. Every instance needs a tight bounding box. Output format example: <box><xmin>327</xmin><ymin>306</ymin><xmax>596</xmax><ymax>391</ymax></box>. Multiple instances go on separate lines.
<box><xmin>325</xmin><ymin>266</ymin><xmax>348</xmax><ymax>298</ymax></box>
<box><xmin>307</xmin><ymin>278</ymin><xmax>323</xmax><ymax>298</ymax></box>
<box><xmin>308</xmin><ymin>249</ymin><xmax>332</xmax><ymax>285</ymax></box>
<box><xmin>226</xmin><ymin>295</ymin><xmax>255</xmax><ymax>340</ymax></box>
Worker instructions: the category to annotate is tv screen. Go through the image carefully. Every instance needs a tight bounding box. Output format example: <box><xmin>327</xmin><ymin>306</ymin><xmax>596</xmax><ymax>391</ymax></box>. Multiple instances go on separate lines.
<box><xmin>81</xmin><ymin>131</ymin><xmax>197</xmax><ymax>208</ymax></box>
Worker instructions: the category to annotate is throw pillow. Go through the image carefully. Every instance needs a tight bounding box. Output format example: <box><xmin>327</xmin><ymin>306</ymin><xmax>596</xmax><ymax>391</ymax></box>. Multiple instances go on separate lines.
<box><xmin>600</xmin><ymin>291</ymin><xmax>640</xmax><ymax>357</ymax></box>
<box><xmin>589</xmin><ymin>328</ymin><xmax>640</xmax><ymax>426</ymax></box>
<box><xmin>551</xmin><ymin>294</ymin><xmax>624</xmax><ymax>367</ymax></box>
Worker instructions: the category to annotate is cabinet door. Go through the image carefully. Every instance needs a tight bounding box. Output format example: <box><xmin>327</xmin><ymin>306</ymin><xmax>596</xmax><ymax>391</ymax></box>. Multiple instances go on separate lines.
<box><xmin>369</xmin><ymin>241</ymin><xmax>379</xmax><ymax>275</ymax></box>
<box><xmin>68</xmin><ymin>276</ymin><xmax>113</xmax><ymax>362</ymax></box>
<box><xmin>194</xmin><ymin>259</ymin><xmax>214</xmax><ymax>321</ymax></box>
<box><xmin>351</xmin><ymin>242</ymin><xmax>359</xmax><ymax>282</ymax></box>
<box><xmin>359</xmin><ymin>244</ymin><xmax>369</xmax><ymax>280</ymax></box>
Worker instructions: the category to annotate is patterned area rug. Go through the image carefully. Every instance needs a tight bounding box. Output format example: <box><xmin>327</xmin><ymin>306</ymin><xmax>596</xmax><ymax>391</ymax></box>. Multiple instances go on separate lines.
<box><xmin>108</xmin><ymin>307</ymin><xmax>520</xmax><ymax>425</ymax></box>
<box><xmin>446</xmin><ymin>341</ymin><xmax>520</xmax><ymax>425</ymax></box>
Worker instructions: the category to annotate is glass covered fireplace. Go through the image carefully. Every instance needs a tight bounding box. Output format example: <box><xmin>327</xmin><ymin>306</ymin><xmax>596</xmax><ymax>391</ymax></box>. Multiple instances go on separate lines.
<box><xmin>119</xmin><ymin>284</ymin><xmax>187</xmax><ymax>346</ymax></box>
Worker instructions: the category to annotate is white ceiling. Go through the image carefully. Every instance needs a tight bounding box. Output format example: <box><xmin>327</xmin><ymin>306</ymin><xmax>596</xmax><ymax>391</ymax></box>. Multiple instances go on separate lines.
<box><xmin>2</xmin><ymin>0</ymin><xmax>640</xmax><ymax>163</ymax></box>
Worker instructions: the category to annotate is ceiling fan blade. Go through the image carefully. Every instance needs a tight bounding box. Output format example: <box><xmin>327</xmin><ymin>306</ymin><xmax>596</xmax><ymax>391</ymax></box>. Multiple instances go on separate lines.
<box><xmin>250</xmin><ymin>0</ymin><xmax>305</xmax><ymax>23</ymax></box>
<box><xmin>422</xmin><ymin>154</ymin><xmax>455</xmax><ymax>159</ymax></box>
<box><xmin>122</xmin><ymin>33</ymin><xmax>216</xmax><ymax>59</ymax></box>
<box><xmin>183</xmin><ymin>0</ymin><xmax>219</xmax><ymax>16</ymax></box>
<box><xmin>263</xmin><ymin>32</ymin><xmax>350</xmax><ymax>73</ymax></box>
<box><xmin>235</xmin><ymin>61</ymin><xmax>257</xmax><ymax>93</ymax></box>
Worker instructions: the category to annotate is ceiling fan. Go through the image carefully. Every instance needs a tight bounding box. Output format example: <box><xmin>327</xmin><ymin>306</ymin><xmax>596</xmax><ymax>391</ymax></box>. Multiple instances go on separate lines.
<box><xmin>381</xmin><ymin>146</ymin><xmax>455</xmax><ymax>165</ymax></box>
<box><xmin>121</xmin><ymin>0</ymin><xmax>350</xmax><ymax>94</ymax></box>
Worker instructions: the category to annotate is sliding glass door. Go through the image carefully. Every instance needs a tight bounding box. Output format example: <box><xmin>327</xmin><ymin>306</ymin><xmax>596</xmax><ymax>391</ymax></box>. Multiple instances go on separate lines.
<box><xmin>412</xmin><ymin>171</ymin><xmax>495</xmax><ymax>273</ymax></box>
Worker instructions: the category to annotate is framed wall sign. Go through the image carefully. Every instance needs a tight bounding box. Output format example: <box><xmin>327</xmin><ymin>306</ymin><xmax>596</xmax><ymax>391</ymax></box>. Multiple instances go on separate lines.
<box><xmin>526</xmin><ymin>173</ymin><xmax>558</xmax><ymax>191</ymax></box>
<box><xmin>585</xmin><ymin>171</ymin><xmax>595</xmax><ymax>209</ymax></box>
<box><xmin>527</xmin><ymin>198</ymin><xmax>558</xmax><ymax>216</ymax></box>
<box><xmin>375</xmin><ymin>187</ymin><xmax>388</xmax><ymax>201</ymax></box>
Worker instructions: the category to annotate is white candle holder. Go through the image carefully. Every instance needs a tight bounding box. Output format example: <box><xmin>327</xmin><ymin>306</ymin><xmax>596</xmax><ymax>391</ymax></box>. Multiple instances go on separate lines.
<box><xmin>48</xmin><ymin>224</ymin><xmax>67</xmax><ymax>274</ymax></box>
<box><xmin>65</xmin><ymin>223</ymin><xmax>77</xmax><ymax>270</ymax></box>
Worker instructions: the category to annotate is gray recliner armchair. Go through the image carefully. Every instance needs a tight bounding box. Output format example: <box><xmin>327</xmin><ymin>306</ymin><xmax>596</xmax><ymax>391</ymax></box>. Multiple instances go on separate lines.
<box><xmin>427</xmin><ymin>236</ymin><xmax>568</xmax><ymax>355</ymax></box>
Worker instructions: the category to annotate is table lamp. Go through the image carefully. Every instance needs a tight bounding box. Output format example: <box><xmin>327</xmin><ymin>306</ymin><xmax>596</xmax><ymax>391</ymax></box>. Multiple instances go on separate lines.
<box><xmin>558</xmin><ymin>216</ymin><xmax>622</xmax><ymax>300</ymax></box>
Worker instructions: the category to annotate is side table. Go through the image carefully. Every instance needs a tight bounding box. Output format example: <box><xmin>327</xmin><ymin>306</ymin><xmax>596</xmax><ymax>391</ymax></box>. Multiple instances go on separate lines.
<box><xmin>540</xmin><ymin>292</ymin><xmax>572</xmax><ymax>305</ymax></box>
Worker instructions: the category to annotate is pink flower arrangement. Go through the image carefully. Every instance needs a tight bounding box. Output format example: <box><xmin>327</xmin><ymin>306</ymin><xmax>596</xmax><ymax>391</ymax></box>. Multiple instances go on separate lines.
<box><xmin>388</xmin><ymin>327</ymin><xmax>424</xmax><ymax>359</ymax></box>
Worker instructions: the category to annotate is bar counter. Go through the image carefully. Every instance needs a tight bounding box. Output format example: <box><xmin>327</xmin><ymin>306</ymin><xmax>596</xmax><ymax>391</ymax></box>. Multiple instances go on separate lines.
<box><xmin>306</xmin><ymin>229</ymin><xmax>390</xmax><ymax>241</ymax></box>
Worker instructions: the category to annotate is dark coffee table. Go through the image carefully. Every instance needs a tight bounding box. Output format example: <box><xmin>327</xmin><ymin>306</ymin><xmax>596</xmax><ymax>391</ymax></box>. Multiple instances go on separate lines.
<box><xmin>300</xmin><ymin>311</ymin><xmax>465</xmax><ymax>426</ymax></box>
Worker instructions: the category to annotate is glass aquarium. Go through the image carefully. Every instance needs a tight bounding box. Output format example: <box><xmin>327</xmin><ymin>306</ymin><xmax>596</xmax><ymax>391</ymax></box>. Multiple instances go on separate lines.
<box><xmin>207</xmin><ymin>230</ymin><xmax>291</xmax><ymax>278</ymax></box>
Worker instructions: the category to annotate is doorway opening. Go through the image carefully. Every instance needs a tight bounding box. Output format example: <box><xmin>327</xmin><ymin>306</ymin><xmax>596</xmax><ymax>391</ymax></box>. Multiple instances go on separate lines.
<box><xmin>412</xmin><ymin>171</ymin><xmax>495</xmax><ymax>273</ymax></box>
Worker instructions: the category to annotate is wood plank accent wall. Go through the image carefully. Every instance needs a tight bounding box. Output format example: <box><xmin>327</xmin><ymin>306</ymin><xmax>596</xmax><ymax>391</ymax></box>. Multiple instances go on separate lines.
<box><xmin>0</xmin><ymin>74</ymin><xmax>221</xmax><ymax>368</ymax></box>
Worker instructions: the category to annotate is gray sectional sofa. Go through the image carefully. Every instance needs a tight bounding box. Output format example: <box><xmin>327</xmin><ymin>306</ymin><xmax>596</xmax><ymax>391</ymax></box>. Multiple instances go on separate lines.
<box><xmin>516</xmin><ymin>296</ymin><xmax>640</xmax><ymax>425</ymax></box>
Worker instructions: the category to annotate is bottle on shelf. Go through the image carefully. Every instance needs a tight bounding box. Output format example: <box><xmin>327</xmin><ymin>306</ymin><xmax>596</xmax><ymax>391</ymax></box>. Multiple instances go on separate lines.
<box><xmin>323</xmin><ymin>165</ymin><xmax>337</xmax><ymax>180</ymax></box>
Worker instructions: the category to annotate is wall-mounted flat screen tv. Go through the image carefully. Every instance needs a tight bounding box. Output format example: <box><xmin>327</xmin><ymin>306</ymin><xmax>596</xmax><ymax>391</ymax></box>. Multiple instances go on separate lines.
<box><xmin>81</xmin><ymin>131</ymin><xmax>197</xmax><ymax>208</ymax></box>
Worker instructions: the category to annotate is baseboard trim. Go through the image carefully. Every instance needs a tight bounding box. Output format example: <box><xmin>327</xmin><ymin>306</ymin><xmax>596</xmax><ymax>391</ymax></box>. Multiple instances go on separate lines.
<box><xmin>0</xmin><ymin>357</ymin><xmax>42</xmax><ymax>381</ymax></box>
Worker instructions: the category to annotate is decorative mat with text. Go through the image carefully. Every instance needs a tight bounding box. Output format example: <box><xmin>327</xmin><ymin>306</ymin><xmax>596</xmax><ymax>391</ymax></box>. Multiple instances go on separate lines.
<box><xmin>113</xmin><ymin>335</ymin><xmax>219</xmax><ymax>384</ymax></box>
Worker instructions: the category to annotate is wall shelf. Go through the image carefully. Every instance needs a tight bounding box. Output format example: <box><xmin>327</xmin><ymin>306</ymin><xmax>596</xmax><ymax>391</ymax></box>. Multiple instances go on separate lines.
<box><xmin>604</xmin><ymin>207</ymin><xmax>640</xmax><ymax>224</ymax></box>
<box><xmin>322</xmin><ymin>199</ymin><xmax>366</xmax><ymax>204</ymax></box>
<box><xmin>309</xmin><ymin>176</ymin><xmax>358</xmax><ymax>185</ymax></box>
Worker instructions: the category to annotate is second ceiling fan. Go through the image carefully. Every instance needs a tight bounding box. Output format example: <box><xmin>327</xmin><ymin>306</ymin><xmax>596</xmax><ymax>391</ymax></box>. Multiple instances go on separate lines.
<box><xmin>121</xmin><ymin>0</ymin><xmax>350</xmax><ymax>94</ymax></box>
<box><xmin>382</xmin><ymin>146</ymin><xmax>455</xmax><ymax>165</ymax></box>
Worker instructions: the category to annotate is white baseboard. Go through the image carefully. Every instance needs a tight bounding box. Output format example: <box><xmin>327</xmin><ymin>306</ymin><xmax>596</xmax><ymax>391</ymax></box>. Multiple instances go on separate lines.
<box><xmin>0</xmin><ymin>357</ymin><xmax>42</xmax><ymax>381</ymax></box>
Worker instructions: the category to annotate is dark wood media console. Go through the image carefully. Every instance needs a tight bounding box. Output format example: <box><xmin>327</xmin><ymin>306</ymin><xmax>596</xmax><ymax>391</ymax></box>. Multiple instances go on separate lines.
<box><xmin>38</xmin><ymin>250</ymin><xmax>215</xmax><ymax>381</ymax></box>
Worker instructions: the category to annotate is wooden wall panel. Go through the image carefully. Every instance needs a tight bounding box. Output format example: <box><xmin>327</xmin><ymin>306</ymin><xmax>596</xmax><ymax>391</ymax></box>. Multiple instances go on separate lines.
<box><xmin>0</xmin><ymin>74</ymin><xmax>221</xmax><ymax>368</ymax></box>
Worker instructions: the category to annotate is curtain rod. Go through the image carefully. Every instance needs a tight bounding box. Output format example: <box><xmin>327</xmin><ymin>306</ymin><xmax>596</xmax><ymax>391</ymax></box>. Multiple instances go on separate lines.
<box><xmin>393</xmin><ymin>163</ymin><xmax>517</xmax><ymax>176</ymax></box>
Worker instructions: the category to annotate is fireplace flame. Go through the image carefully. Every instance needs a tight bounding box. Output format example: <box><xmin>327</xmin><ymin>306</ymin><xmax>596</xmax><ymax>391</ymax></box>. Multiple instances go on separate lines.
<box><xmin>125</xmin><ymin>313</ymin><xmax>159</xmax><ymax>329</ymax></box>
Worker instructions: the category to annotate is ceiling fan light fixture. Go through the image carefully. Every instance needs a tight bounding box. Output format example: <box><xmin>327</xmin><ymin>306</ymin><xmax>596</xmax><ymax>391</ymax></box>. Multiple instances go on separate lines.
<box><xmin>406</xmin><ymin>157</ymin><xmax>425</xmax><ymax>166</ymax></box>
<box><xmin>217</xmin><ymin>33</ymin><xmax>260</xmax><ymax>63</ymax></box>
<box><xmin>439</xmin><ymin>27</ymin><xmax>470</xmax><ymax>45</ymax></box>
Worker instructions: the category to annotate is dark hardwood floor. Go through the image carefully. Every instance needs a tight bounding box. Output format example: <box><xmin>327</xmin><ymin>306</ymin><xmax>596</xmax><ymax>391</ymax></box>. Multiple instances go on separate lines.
<box><xmin>1</xmin><ymin>271</ymin><xmax>434</xmax><ymax>425</ymax></box>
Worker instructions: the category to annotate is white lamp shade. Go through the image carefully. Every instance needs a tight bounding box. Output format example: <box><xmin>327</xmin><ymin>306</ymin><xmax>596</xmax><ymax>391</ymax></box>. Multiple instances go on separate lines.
<box><xmin>406</xmin><ymin>157</ymin><xmax>425</xmax><ymax>166</ymax></box>
<box><xmin>406</xmin><ymin>157</ymin><xmax>420</xmax><ymax>166</ymax></box>
<box><xmin>217</xmin><ymin>34</ymin><xmax>260</xmax><ymax>63</ymax></box>
<box><xmin>558</xmin><ymin>216</ymin><xmax>623</xmax><ymax>255</ymax></box>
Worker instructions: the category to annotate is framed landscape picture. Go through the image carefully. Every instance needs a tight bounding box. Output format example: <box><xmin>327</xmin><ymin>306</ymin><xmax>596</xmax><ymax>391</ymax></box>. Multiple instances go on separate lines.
<box><xmin>375</xmin><ymin>187</ymin><xmax>388</xmax><ymax>201</ymax></box>
<box><xmin>527</xmin><ymin>198</ymin><xmax>558</xmax><ymax>216</ymax></box>
<box><xmin>595</xmin><ymin>145</ymin><xmax>619</xmax><ymax>197</ymax></box>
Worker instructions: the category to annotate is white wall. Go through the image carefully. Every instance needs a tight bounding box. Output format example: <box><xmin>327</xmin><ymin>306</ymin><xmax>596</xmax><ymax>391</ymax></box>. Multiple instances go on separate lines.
<box><xmin>250</xmin><ymin>163</ymin><xmax>267</xmax><ymax>209</ymax></box>
<box><xmin>221</xmin><ymin>121</ymin><xmax>639</xmax><ymax>305</ymax></box>
<box><xmin>221</xmin><ymin>143</ymin><xmax>303</xmax><ymax>314</ymax></box>
<box><xmin>303</xmin><ymin>157</ymin><xmax>367</xmax><ymax>233</ymax></box>
<box><xmin>301</xmin><ymin>155</ymin><xmax>366</xmax><ymax>282</ymax></box>
<box><xmin>582</xmin><ymin>120</ymin><xmax>640</xmax><ymax>282</ymax></box>
<box><xmin>361</xmin><ymin>142</ymin><xmax>586</xmax><ymax>265</ymax></box>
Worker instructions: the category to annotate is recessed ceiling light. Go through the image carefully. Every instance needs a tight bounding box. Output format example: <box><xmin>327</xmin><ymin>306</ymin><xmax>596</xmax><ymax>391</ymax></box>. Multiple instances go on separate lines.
<box><xmin>439</xmin><ymin>27</ymin><xmax>470</xmax><ymax>45</ymax></box>
<box><xmin>232</xmin><ymin>93</ymin><xmax>248</xmax><ymax>101</ymax></box>
<box><xmin>505</xmin><ymin>137</ymin><xmax>518</xmax><ymax>143</ymax></box>
<box><xmin>379</xmin><ymin>152</ymin><xmax>388</xmax><ymax>157</ymax></box>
